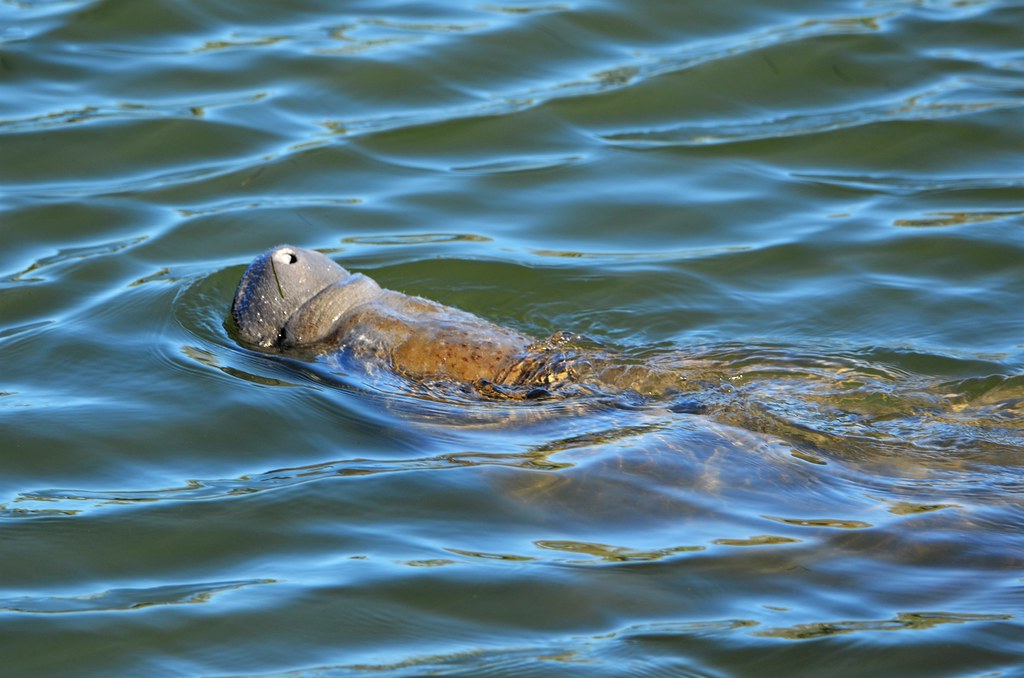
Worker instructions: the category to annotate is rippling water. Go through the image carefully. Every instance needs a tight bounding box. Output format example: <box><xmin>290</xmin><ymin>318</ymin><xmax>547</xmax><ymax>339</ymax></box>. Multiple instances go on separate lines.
<box><xmin>2</xmin><ymin>0</ymin><xmax>1022</xmax><ymax>675</ymax></box>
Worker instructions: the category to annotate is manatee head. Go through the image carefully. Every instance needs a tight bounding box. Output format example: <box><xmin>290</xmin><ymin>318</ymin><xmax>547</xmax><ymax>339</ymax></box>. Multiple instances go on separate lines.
<box><xmin>231</xmin><ymin>245</ymin><xmax>349</xmax><ymax>347</ymax></box>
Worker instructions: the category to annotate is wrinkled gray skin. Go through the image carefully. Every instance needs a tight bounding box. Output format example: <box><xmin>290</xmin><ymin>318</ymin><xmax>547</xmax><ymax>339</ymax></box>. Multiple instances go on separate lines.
<box><xmin>233</xmin><ymin>245</ymin><xmax>549</xmax><ymax>386</ymax></box>
<box><xmin>231</xmin><ymin>245</ymin><xmax>688</xmax><ymax>395</ymax></box>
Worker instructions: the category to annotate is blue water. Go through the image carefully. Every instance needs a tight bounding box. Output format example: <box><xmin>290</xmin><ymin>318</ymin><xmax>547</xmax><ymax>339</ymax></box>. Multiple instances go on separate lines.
<box><xmin>1</xmin><ymin>0</ymin><xmax>1022</xmax><ymax>675</ymax></box>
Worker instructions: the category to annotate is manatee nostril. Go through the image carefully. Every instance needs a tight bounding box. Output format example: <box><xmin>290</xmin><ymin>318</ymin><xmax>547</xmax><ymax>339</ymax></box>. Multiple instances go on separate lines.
<box><xmin>276</xmin><ymin>249</ymin><xmax>299</xmax><ymax>265</ymax></box>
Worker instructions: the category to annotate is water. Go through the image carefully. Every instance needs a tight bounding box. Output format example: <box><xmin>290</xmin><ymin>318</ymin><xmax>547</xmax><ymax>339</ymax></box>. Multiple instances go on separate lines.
<box><xmin>1</xmin><ymin>0</ymin><xmax>1022</xmax><ymax>675</ymax></box>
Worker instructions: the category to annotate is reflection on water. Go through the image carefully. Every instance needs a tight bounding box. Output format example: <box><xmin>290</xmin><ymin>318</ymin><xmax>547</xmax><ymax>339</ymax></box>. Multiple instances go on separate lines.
<box><xmin>0</xmin><ymin>579</ymin><xmax>274</xmax><ymax>614</ymax></box>
<box><xmin>0</xmin><ymin>0</ymin><xmax>1022</xmax><ymax>674</ymax></box>
<box><xmin>757</xmin><ymin>611</ymin><xmax>1014</xmax><ymax>640</ymax></box>
<box><xmin>893</xmin><ymin>210</ymin><xmax>1024</xmax><ymax>228</ymax></box>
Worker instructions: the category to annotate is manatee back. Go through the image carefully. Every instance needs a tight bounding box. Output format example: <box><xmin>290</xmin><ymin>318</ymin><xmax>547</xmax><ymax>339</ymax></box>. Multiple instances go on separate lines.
<box><xmin>231</xmin><ymin>245</ymin><xmax>348</xmax><ymax>347</ymax></box>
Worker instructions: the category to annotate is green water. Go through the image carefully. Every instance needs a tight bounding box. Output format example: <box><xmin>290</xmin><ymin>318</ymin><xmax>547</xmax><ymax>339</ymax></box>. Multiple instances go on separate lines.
<box><xmin>1</xmin><ymin>0</ymin><xmax>1022</xmax><ymax>675</ymax></box>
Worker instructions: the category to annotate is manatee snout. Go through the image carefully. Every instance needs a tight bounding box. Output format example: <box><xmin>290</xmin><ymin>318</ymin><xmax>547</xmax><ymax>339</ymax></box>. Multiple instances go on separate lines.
<box><xmin>231</xmin><ymin>245</ymin><xmax>349</xmax><ymax>347</ymax></box>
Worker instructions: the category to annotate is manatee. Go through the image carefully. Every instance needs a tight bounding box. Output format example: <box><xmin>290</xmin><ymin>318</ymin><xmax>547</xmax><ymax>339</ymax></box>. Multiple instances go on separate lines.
<box><xmin>230</xmin><ymin>245</ymin><xmax>688</xmax><ymax>398</ymax></box>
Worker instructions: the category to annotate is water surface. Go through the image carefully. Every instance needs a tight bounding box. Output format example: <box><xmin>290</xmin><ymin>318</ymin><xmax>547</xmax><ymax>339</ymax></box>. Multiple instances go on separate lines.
<box><xmin>1</xmin><ymin>0</ymin><xmax>1022</xmax><ymax>675</ymax></box>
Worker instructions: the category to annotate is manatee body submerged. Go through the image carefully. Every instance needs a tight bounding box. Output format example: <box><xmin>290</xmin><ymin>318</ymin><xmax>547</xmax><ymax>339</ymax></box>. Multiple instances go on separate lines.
<box><xmin>231</xmin><ymin>245</ymin><xmax>643</xmax><ymax>394</ymax></box>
